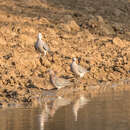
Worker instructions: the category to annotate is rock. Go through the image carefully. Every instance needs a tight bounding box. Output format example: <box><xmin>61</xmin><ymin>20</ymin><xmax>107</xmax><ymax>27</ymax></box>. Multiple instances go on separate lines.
<box><xmin>100</xmin><ymin>23</ymin><xmax>115</xmax><ymax>35</ymax></box>
<box><xmin>112</xmin><ymin>23</ymin><xmax>123</xmax><ymax>32</ymax></box>
<box><xmin>88</xmin><ymin>16</ymin><xmax>115</xmax><ymax>35</ymax></box>
<box><xmin>59</xmin><ymin>15</ymin><xmax>80</xmax><ymax>32</ymax></box>
<box><xmin>3</xmin><ymin>53</ymin><xmax>13</xmax><ymax>60</ymax></box>
<box><xmin>113</xmin><ymin>8</ymin><xmax>122</xmax><ymax>17</ymax></box>
<box><xmin>59</xmin><ymin>23</ymin><xmax>71</xmax><ymax>32</ymax></box>
<box><xmin>113</xmin><ymin>37</ymin><xmax>125</xmax><ymax>47</ymax></box>
<box><xmin>59</xmin><ymin>21</ymin><xmax>80</xmax><ymax>32</ymax></box>
<box><xmin>97</xmin><ymin>16</ymin><xmax>115</xmax><ymax>35</ymax></box>
<box><xmin>96</xmin><ymin>16</ymin><xmax>104</xmax><ymax>23</ymax></box>
<box><xmin>69</xmin><ymin>20</ymin><xmax>80</xmax><ymax>31</ymax></box>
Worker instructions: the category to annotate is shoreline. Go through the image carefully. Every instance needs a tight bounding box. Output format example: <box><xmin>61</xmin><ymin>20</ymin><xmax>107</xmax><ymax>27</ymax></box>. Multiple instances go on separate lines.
<box><xmin>0</xmin><ymin>0</ymin><xmax>130</xmax><ymax>106</ymax></box>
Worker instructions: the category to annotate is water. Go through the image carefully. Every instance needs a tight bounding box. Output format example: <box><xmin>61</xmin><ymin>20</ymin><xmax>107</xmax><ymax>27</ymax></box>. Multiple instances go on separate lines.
<box><xmin>0</xmin><ymin>84</ymin><xmax>130</xmax><ymax>130</ymax></box>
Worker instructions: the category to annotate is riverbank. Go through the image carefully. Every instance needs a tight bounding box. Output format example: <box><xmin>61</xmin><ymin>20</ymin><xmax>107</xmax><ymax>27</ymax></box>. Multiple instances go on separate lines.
<box><xmin>0</xmin><ymin>0</ymin><xmax>129</xmax><ymax>106</ymax></box>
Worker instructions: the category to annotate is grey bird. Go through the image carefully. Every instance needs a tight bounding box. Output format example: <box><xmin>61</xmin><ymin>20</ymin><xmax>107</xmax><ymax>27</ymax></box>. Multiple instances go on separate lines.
<box><xmin>35</xmin><ymin>33</ymin><xmax>50</xmax><ymax>56</ymax></box>
<box><xmin>49</xmin><ymin>70</ymin><xmax>73</xmax><ymax>89</ymax></box>
<box><xmin>71</xmin><ymin>57</ymin><xmax>88</xmax><ymax>78</ymax></box>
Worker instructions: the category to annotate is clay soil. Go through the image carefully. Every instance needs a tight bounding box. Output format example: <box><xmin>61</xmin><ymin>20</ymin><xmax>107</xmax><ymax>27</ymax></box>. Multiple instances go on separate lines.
<box><xmin>0</xmin><ymin>0</ymin><xmax>129</xmax><ymax>106</ymax></box>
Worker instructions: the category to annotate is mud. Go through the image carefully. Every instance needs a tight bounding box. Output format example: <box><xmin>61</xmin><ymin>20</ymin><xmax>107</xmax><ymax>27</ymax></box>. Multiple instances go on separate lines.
<box><xmin>0</xmin><ymin>0</ymin><xmax>129</xmax><ymax>106</ymax></box>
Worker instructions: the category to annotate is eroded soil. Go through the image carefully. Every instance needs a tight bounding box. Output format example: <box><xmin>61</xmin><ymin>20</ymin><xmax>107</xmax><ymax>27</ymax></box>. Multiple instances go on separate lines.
<box><xmin>0</xmin><ymin>0</ymin><xmax>129</xmax><ymax>106</ymax></box>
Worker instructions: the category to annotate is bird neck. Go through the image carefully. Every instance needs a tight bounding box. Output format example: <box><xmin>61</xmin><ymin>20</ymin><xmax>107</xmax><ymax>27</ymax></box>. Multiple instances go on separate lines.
<box><xmin>38</xmin><ymin>38</ymin><xmax>42</xmax><ymax>41</ymax></box>
<box><xmin>50</xmin><ymin>73</ymin><xmax>55</xmax><ymax>79</ymax></box>
<box><xmin>72</xmin><ymin>61</ymin><xmax>77</xmax><ymax>65</ymax></box>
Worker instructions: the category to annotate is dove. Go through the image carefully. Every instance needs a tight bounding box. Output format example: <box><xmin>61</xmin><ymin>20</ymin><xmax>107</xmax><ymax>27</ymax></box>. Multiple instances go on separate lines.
<box><xmin>49</xmin><ymin>70</ymin><xmax>73</xmax><ymax>89</ymax></box>
<box><xmin>35</xmin><ymin>33</ymin><xmax>50</xmax><ymax>56</ymax></box>
<box><xmin>71</xmin><ymin>57</ymin><xmax>88</xmax><ymax>78</ymax></box>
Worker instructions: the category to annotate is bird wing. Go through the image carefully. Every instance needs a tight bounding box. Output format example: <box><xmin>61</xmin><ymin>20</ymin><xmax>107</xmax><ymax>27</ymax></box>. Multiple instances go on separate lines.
<box><xmin>42</xmin><ymin>41</ymin><xmax>50</xmax><ymax>51</ymax></box>
<box><xmin>55</xmin><ymin>77</ymin><xmax>72</xmax><ymax>87</ymax></box>
<box><xmin>77</xmin><ymin>65</ymin><xmax>87</xmax><ymax>73</ymax></box>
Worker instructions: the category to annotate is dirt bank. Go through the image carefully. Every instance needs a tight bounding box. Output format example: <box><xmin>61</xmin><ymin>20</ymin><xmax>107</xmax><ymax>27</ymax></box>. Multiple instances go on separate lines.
<box><xmin>0</xmin><ymin>0</ymin><xmax>129</xmax><ymax>106</ymax></box>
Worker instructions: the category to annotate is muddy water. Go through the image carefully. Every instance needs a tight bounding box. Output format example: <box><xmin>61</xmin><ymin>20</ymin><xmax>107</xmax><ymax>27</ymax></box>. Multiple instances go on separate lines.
<box><xmin>0</xmin><ymin>86</ymin><xmax>130</xmax><ymax>130</ymax></box>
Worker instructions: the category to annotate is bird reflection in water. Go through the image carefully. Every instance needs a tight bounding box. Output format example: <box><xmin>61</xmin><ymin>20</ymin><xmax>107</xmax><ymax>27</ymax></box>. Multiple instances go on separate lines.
<box><xmin>73</xmin><ymin>95</ymin><xmax>90</xmax><ymax>121</ymax></box>
<box><xmin>39</xmin><ymin>92</ymin><xmax>90</xmax><ymax>130</ymax></box>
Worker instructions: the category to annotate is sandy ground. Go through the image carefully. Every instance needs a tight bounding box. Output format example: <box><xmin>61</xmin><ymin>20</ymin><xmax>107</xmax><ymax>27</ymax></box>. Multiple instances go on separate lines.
<box><xmin>0</xmin><ymin>0</ymin><xmax>129</xmax><ymax>106</ymax></box>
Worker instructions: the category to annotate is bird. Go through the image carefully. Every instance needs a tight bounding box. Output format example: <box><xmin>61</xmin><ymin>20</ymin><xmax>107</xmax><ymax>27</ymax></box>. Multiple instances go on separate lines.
<box><xmin>49</xmin><ymin>70</ymin><xmax>73</xmax><ymax>89</ymax></box>
<box><xmin>35</xmin><ymin>33</ymin><xmax>50</xmax><ymax>56</ymax></box>
<box><xmin>71</xmin><ymin>57</ymin><xmax>88</xmax><ymax>78</ymax></box>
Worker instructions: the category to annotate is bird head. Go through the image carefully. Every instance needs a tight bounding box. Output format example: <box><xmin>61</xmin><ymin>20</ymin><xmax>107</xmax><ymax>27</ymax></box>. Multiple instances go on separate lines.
<box><xmin>38</xmin><ymin>33</ymin><xmax>42</xmax><ymax>40</ymax></box>
<box><xmin>72</xmin><ymin>57</ymin><xmax>77</xmax><ymax>62</ymax></box>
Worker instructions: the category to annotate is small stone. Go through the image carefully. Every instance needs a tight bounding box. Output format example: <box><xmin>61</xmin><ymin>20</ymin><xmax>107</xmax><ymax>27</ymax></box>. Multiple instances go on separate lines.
<box><xmin>113</xmin><ymin>37</ymin><xmax>125</xmax><ymax>47</ymax></box>
<box><xmin>59</xmin><ymin>15</ymin><xmax>80</xmax><ymax>32</ymax></box>
<box><xmin>3</xmin><ymin>53</ymin><xmax>13</xmax><ymax>60</ymax></box>
<box><xmin>113</xmin><ymin>8</ymin><xmax>122</xmax><ymax>17</ymax></box>
<box><xmin>63</xmin><ymin>15</ymin><xmax>73</xmax><ymax>23</ymax></box>
<box><xmin>100</xmin><ymin>23</ymin><xmax>115</xmax><ymax>35</ymax></box>
<box><xmin>97</xmin><ymin>15</ymin><xmax>104</xmax><ymax>23</ymax></box>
